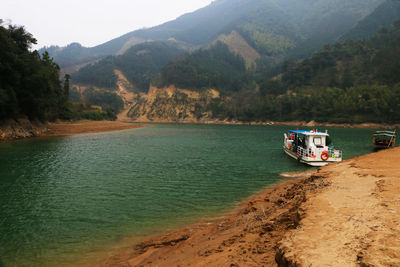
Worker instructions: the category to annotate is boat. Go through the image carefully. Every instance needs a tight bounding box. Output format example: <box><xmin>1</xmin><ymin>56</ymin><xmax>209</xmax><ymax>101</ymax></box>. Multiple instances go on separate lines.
<box><xmin>283</xmin><ymin>129</ymin><xmax>342</xmax><ymax>166</ymax></box>
<box><xmin>372</xmin><ymin>130</ymin><xmax>396</xmax><ymax>149</ymax></box>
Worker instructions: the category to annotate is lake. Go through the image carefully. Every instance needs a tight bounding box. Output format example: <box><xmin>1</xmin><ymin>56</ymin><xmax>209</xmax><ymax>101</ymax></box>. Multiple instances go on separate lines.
<box><xmin>0</xmin><ymin>124</ymin><xmax>376</xmax><ymax>266</ymax></box>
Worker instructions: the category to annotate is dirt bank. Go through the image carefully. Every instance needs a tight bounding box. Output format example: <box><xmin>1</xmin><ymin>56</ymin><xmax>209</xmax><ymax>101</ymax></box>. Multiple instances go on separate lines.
<box><xmin>277</xmin><ymin>147</ymin><xmax>400</xmax><ymax>266</ymax></box>
<box><xmin>0</xmin><ymin>118</ymin><xmax>47</xmax><ymax>141</ymax></box>
<box><xmin>45</xmin><ymin>121</ymin><xmax>143</xmax><ymax>136</ymax></box>
<box><xmin>98</xmin><ymin>148</ymin><xmax>400</xmax><ymax>267</ymax></box>
<box><xmin>0</xmin><ymin>120</ymin><xmax>143</xmax><ymax>141</ymax></box>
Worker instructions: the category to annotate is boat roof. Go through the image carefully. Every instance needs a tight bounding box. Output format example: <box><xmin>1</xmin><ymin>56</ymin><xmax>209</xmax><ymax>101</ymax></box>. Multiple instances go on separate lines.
<box><xmin>289</xmin><ymin>130</ymin><xmax>329</xmax><ymax>136</ymax></box>
<box><xmin>373</xmin><ymin>133</ymin><xmax>396</xmax><ymax>137</ymax></box>
<box><xmin>374</xmin><ymin>130</ymin><xmax>395</xmax><ymax>135</ymax></box>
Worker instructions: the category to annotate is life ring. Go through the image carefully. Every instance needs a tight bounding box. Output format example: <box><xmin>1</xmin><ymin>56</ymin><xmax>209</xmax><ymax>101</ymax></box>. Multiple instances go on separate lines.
<box><xmin>321</xmin><ymin>151</ymin><xmax>329</xmax><ymax>161</ymax></box>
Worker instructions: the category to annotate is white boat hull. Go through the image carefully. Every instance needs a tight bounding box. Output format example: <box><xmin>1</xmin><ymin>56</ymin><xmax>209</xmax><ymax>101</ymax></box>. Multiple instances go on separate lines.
<box><xmin>283</xmin><ymin>146</ymin><xmax>338</xmax><ymax>167</ymax></box>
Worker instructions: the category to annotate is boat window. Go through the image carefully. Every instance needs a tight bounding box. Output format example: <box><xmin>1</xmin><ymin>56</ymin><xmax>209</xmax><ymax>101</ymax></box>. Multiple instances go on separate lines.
<box><xmin>314</xmin><ymin>137</ymin><xmax>322</xmax><ymax>146</ymax></box>
<box><xmin>326</xmin><ymin>136</ymin><xmax>332</xmax><ymax>146</ymax></box>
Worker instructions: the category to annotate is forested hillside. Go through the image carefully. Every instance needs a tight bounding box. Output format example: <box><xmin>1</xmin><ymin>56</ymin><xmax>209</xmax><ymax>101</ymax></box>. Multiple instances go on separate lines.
<box><xmin>219</xmin><ymin>22</ymin><xmax>400</xmax><ymax>123</ymax></box>
<box><xmin>155</xmin><ymin>42</ymin><xmax>251</xmax><ymax>94</ymax></box>
<box><xmin>277</xmin><ymin>20</ymin><xmax>400</xmax><ymax>90</ymax></box>
<box><xmin>0</xmin><ymin>22</ymin><xmax>123</xmax><ymax>123</ymax></box>
<box><xmin>0</xmin><ymin>23</ymin><xmax>68</xmax><ymax>121</ymax></box>
<box><xmin>340</xmin><ymin>0</ymin><xmax>400</xmax><ymax>41</ymax></box>
<box><xmin>72</xmin><ymin>42</ymin><xmax>183</xmax><ymax>91</ymax></box>
<box><xmin>283</xmin><ymin>0</ymin><xmax>384</xmax><ymax>58</ymax></box>
<box><xmin>41</xmin><ymin>43</ymin><xmax>96</xmax><ymax>69</ymax></box>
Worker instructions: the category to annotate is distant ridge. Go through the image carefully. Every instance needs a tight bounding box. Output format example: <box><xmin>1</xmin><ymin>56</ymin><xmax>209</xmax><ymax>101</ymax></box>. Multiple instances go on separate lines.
<box><xmin>341</xmin><ymin>0</ymin><xmax>400</xmax><ymax>40</ymax></box>
<box><xmin>41</xmin><ymin>0</ymin><xmax>384</xmax><ymax>69</ymax></box>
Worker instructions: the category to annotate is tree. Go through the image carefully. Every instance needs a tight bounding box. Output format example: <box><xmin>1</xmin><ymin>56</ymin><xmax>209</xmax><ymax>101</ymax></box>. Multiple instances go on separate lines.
<box><xmin>63</xmin><ymin>74</ymin><xmax>71</xmax><ymax>97</ymax></box>
<box><xmin>0</xmin><ymin>24</ymin><xmax>67</xmax><ymax>121</ymax></box>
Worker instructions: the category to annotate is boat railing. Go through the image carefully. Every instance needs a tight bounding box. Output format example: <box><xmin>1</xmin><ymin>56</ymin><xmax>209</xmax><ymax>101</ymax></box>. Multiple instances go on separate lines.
<box><xmin>328</xmin><ymin>148</ymin><xmax>342</xmax><ymax>159</ymax></box>
<box><xmin>296</xmin><ymin>146</ymin><xmax>312</xmax><ymax>158</ymax></box>
<box><xmin>297</xmin><ymin>146</ymin><xmax>342</xmax><ymax>159</ymax></box>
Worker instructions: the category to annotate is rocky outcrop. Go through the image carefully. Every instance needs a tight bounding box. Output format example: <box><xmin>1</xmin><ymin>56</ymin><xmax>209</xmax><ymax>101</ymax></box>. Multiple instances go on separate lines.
<box><xmin>127</xmin><ymin>85</ymin><xmax>221</xmax><ymax>123</ymax></box>
<box><xmin>0</xmin><ymin>119</ymin><xmax>47</xmax><ymax>141</ymax></box>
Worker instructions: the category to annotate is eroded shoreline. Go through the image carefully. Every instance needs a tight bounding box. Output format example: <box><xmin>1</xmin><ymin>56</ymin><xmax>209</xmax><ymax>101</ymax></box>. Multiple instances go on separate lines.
<box><xmin>97</xmin><ymin>148</ymin><xmax>400</xmax><ymax>267</ymax></box>
<box><xmin>44</xmin><ymin>121</ymin><xmax>143</xmax><ymax>136</ymax></box>
<box><xmin>0</xmin><ymin>120</ymin><xmax>143</xmax><ymax>141</ymax></box>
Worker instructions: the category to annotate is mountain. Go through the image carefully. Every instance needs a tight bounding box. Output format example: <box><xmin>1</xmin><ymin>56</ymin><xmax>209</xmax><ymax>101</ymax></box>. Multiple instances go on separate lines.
<box><xmin>62</xmin><ymin>0</ymin><xmax>400</xmax><ymax>125</ymax></box>
<box><xmin>340</xmin><ymin>0</ymin><xmax>400</xmax><ymax>41</ymax></box>
<box><xmin>42</xmin><ymin>0</ymin><xmax>384</xmax><ymax>70</ymax></box>
<box><xmin>273</xmin><ymin>19</ymin><xmax>400</xmax><ymax>92</ymax></box>
<box><xmin>284</xmin><ymin>0</ymin><xmax>387</xmax><ymax>58</ymax></box>
<box><xmin>124</xmin><ymin>21</ymin><xmax>400</xmax><ymax>124</ymax></box>
<box><xmin>155</xmin><ymin>41</ymin><xmax>249</xmax><ymax>94</ymax></box>
<box><xmin>72</xmin><ymin>41</ymin><xmax>184</xmax><ymax>92</ymax></box>
<box><xmin>247</xmin><ymin>20</ymin><xmax>400</xmax><ymax>123</ymax></box>
<box><xmin>64</xmin><ymin>0</ymin><xmax>400</xmax><ymax>123</ymax></box>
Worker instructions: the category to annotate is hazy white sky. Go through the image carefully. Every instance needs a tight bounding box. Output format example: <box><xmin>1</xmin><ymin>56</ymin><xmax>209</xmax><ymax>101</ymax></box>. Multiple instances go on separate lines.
<box><xmin>1</xmin><ymin>0</ymin><xmax>213</xmax><ymax>49</ymax></box>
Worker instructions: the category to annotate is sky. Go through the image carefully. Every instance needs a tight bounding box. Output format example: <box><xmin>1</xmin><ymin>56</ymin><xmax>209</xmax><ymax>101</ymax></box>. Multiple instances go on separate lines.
<box><xmin>1</xmin><ymin>0</ymin><xmax>213</xmax><ymax>49</ymax></box>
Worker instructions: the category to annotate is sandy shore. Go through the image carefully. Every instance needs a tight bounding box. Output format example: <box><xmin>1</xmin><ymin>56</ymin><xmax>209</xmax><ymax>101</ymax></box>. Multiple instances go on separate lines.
<box><xmin>44</xmin><ymin>121</ymin><xmax>143</xmax><ymax>136</ymax></box>
<box><xmin>277</xmin><ymin>148</ymin><xmax>400</xmax><ymax>266</ymax></box>
<box><xmin>97</xmin><ymin>147</ymin><xmax>400</xmax><ymax>267</ymax></box>
<box><xmin>0</xmin><ymin>120</ymin><xmax>144</xmax><ymax>141</ymax></box>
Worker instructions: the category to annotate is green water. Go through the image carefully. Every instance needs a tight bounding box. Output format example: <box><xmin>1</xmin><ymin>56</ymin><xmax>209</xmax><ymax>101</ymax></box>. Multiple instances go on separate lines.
<box><xmin>0</xmin><ymin>124</ymin><xmax>376</xmax><ymax>266</ymax></box>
